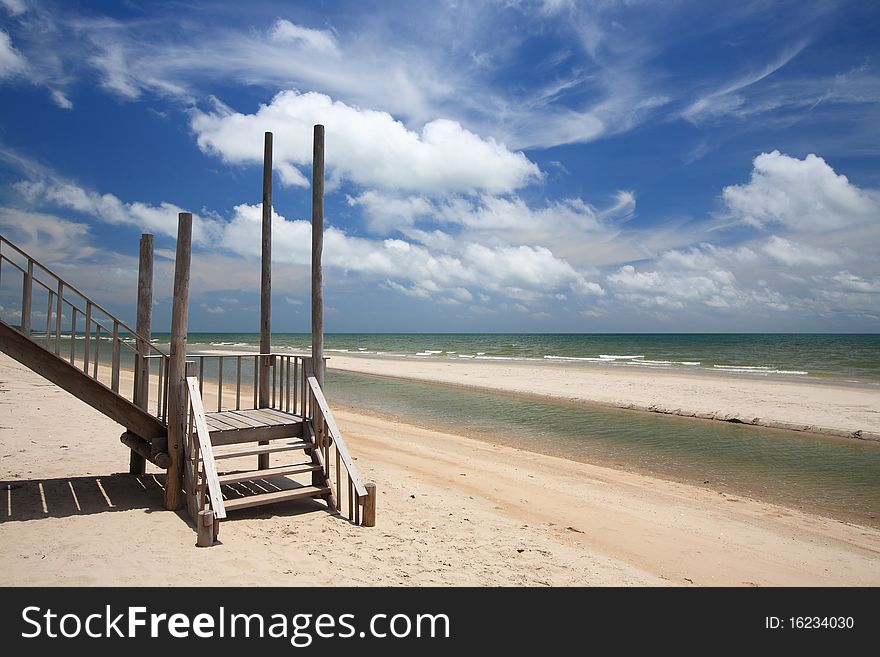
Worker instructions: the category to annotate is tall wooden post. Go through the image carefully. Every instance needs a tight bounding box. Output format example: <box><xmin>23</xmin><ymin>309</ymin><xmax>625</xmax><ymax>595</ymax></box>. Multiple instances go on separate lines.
<box><xmin>164</xmin><ymin>212</ymin><xmax>192</xmax><ymax>511</ymax></box>
<box><xmin>131</xmin><ymin>233</ymin><xmax>154</xmax><ymax>475</ymax></box>
<box><xmin>258</xmin><ymin>132</ymin><xmax>273</xmax><ymax>469</ymax></box>
<box><xmin>311</xmin><ymin>124</ymin><xmax>325</xmax><ymax>389</ymax></box>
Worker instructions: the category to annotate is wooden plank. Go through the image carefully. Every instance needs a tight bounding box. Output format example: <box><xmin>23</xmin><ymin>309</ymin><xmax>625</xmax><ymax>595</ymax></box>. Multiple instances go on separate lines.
<box><xmin>217</xmin><ymin>463</ymin><xmax>321</xmax><ymax>485</ymax></box>
<box><xmin>208</xmin><ymin>411</ymin><xmax>254</xmax><ymax>430</ymax></box>
<box><xmin>213</xmin><ymin>441</ymin><xmax>312</xmax><ymax>460</ymax></box>
<box><xmin>224</xmin><ymin>410</ymin><xmax>268</xmax><ymax>428</ymax></box>
<box><xmin>203</xmin><ymin>415</ymin><xmax>235</xmax><ymax>432</ymax></box>
<box><xmin>307</xmin><ymin>376</ymin><xmax>367</xmax><ymax>496</ymax></box>
<box><xmin>164</xmin><ymin>212</ymin><xmax>192</xmax><ymax>512</ymax></box>
<box><xmin>243</xmin><ymin>408</ymin><xmax>295</xmax><ymax>426</ymax></box>
<box><xmin>223</xmin><ymin>485</ymin><xmax>329</xmax><ymax>512</ymax></box>
<box><xmin>209</xmin><ymin>423</ymin><xmax>304</xmax><ymax>446</ymax></box>
<box><xmin>256</xmin><ymin>407</ymin><xmax>304</xmax><ymax>424</ymax></box>
<box><xmin>186</xmin><ymin>377</ymin><xmax>226</xmax><ymax>520</ymax></box>
<box><xmin>0</xmin><ymin>321</ymin><xmax>166</xmax><ymax>439</ymax></box>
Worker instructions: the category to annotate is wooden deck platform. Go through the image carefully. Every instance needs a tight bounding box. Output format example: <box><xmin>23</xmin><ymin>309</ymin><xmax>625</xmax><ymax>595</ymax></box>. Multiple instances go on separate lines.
<box><xmin>203</xmin><ymin>408</ymin><xmax>305</xmax><ymax>446</ymax></box>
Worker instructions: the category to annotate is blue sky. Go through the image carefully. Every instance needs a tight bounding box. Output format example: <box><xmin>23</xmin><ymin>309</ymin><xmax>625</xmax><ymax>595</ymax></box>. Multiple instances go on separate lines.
<box><xmin>0</xmin><ymin>0</ymin><xmax>878</xmax><ymax>332</ymax></box>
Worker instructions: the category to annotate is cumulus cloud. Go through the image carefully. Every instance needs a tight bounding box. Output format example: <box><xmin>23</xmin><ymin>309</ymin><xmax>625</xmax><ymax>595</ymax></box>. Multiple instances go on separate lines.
<box><xmin>191</xmin><ymin>90</ymin><xmax>541</xmax><ymax>194</ymax></box>
<box><xmin>722</xmin><ymin>151</ymin><xmax>879</xmax><ymax>231</ymax></box>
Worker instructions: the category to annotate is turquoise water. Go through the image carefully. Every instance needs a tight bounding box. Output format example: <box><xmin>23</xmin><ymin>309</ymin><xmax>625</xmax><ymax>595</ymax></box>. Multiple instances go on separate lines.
<box><xmin>171</xmin><ymin>332</ymin><xmax>880</xmax><ymax>385</ymax></box>
<box><xmin>325</xmin><ymin>369</ymin><xmax>880</xmax><ymax>528</ymax></box>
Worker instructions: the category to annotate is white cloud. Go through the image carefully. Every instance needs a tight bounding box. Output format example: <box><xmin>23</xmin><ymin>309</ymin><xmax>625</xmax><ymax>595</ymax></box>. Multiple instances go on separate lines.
<box><xmin>50</xmin><ymin>89</ymin><xmax>73</xmax><ymax>109</ymax></box>
<box><xmin>0</xmin><ymin>29</ymin><xmax>27</xmax><ymax>79</ymax></box>
<box><xmin>722</xmin><ymin>151</ymin><xmax>879</xmax><ymax>231</ymax></box>
<box><xmin>761</xmin><ymin>235</ymin><xmax>841</xmax><ymax>267</ymax></box>
<box><xmin>682</xmin><ymin>41</ymin><xmax>808</xmax><ymax>123</ymax></box>
<box><xmin>268</xmin><ymin>19</ymin><xmax>338</xmax><ymax>55</ymax></box>
<box><xmin>192</xmin><ymin>90</ymin><xmax>541</xmax><ymax>195</ymax></box>
<box><xmin>0</xmin><ymin>0</ymin><xmax>26</xmax><ymax>16</ymax></box>
<box><xmin>14</xmin><ymin>178</ymin><xmax>221</xmax><ymax>244</ymax></box>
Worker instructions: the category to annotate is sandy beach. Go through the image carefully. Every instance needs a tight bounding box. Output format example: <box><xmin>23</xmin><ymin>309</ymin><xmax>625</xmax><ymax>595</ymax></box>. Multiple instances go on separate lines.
<box><xmin>327</xmin><ymin>355</ymin><xmax>880</xmax><ymax>440</ymax></box>
<box><xmin>2</xmin><ymin>352</ymin><xmax>879</xmax><ymax>586</ymax></box>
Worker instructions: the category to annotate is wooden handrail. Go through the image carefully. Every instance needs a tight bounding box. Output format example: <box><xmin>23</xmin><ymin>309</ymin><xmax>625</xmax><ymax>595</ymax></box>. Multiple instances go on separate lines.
<box><xmin>307</xmin><ymin>375</ymin><xmax>368</xmax><ymax>498</ymax></box>
<box><xmin>185</xmin><ymin>376</ymin><xmax>226</xmax><ymax>520</ymax></box>
<box><xmin>0</xmin><ymin>235</ymin><xmax>168</xmax><ymax>356</ymax></box>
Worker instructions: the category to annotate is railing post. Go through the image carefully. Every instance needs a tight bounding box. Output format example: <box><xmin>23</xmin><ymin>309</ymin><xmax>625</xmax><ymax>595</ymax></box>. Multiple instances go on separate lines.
<box><xmin>164</xmin><ymin>212</ymin><xmax>192</xmax><ymax>511</ymax></box>
<box><xmin>54</xmin><ymin>281</ymin><xmax>63</xmax><ymax>354</ymax></box>
<box><xmin>21</xmin><ymin>259</ymin><xmax>33</xmax><ymax>335</ymax></box>
<box><xmin>197</xmin><ymin>509</ymin><xmax>215</xmax><ymax>547</ymax></box>
<box><xmin>363</xmin><ymin>482</ymin><xmax>377</xmax><ymax>527</ymax></box>
<box><xmin>131</xmin><ymin>233</ymin><xmax>154</xmax><ymax>475</ymax></box>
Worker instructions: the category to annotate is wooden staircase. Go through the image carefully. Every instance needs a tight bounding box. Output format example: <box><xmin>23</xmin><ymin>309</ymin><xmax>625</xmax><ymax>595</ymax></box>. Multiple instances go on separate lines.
<box><xmin>1</xmin><ymin>234</ymin><xmax>376</xmax><ymax>545</ymax></box>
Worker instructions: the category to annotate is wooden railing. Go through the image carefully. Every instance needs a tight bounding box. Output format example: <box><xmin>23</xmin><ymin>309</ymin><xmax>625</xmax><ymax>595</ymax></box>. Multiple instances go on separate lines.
<box><xmin>172</xmin><ymin>353</ymin><xmax>313</xmax><ymax>414</ymax></box>
<box><xmin>0</xmin><ymin>235</ymin><xmax>170</xmax><ymax>422</ymax></box>
<box><xmin>306</xmin><ymin>375</ymin><xmax>375</xmax><ymax>526</ymax></box>
<box><xmin>184</xmin><ymin>373</ymin><xmax>226</xmax><ymax>546</ymax></box>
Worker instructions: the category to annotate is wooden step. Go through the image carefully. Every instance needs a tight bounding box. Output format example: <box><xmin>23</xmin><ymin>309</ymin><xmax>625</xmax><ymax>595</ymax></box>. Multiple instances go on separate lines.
<box><xmin>213</xmin><ymin>441</ymin><xmax>313</xmax><ymax>460</ymax></box>
<box><xmin>223</xmin><ymin>486</ymin><xmax>330</xmax><ymax>512</ymax></box>
<box><xmin>217</xmin><ymin>463</ymin><xmax>322</xmax><ymax>484</ymax></box>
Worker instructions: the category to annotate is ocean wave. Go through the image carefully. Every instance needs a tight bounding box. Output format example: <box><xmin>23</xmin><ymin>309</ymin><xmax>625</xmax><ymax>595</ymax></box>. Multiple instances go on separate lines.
<box><xmin>543</xmin><ymin>355</ymin><xmax>608</xmax><ymax>362</ymax></box>
<box><xmin>678</xmin><ymin>361</ymin><xmax>701</xmax><ymax>366</ymax></box>
<box><xmin>599</xmin><ymin>354</ymin><xmax>644</xmax><ymax>360</ymax></box>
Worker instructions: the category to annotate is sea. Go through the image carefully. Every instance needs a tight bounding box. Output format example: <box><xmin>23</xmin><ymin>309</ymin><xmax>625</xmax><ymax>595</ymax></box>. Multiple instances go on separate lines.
<box><xmin>42</xmin><ymin>332</ymin><xmax>880</xmax><ymax>526</ymax></box>
<box><xmin>180</xmin><ymin>332</ymin><xmax>880</xmax><ymax>385</ymax></box>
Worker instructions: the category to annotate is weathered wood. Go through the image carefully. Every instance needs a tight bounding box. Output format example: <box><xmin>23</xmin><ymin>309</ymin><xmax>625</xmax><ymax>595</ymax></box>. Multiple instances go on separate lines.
<box><xmin>307</xmin><ymin>376</ymin><xmax>367</xmax><ymax>497</ymax></box>
<box><xmin>185</xmin><ymin>376</ymin><xmax>226</xmax><ymax>519</ymax></box>
<box><xmin>258</xmin><ymin>133</ymin><xmax>272</xmax><ymax>466</ymax></box>
<box><xmin>311</xmin><ymin>124</ymin><xmax>325</xmax><ymax>389</ymax></box>
<box><xmin>120</xmin><ymin>431</ymin><xmax>170</xmax><ymax>468</ymax></box>
<box><xmin>208</xmin><ymin>423</ymin><xmax>305</xmax><ymax>446</ymax></box>
<box><xmin>217</xmin><ymin>355</ymin><xmax>224</xmax><ymax>412</ymax></box>
<box><xmin>0</xmin><ymin>321</ymin><xmax>166</xmax><ymax>438</ymax></box>
<box><xmin>216</xmin><ymin>463</ymin><xmax>321</xmax><ymax>485</ymax></box>
<box><xmin>363</xmin><ymin>482</ymin><xmax>377</xmax><ymax>527</ymax></box>
<box><xmin>111</xmin><ymin>321</ymin><xmax>120</xmax><ymax>394</ymax></box>
<box><xmin>235</xmin><ymin>357</ymin><xmax>242</xmax><ymax>410</ymax></box>
<box><xmin>164</xmin><ymin>212</ymin><xmax>192</xmax><ymax>511</ymax></box>
<box><xmin>212</xmin><ymin>441</ymin><xmax>312</xmax><ymax>460</ymax></box>
<box><xmin>54</xmin><ymin>280</ymin><xmax>63</xmax><ymax>354</ymax></box>
<box><xmin>21</xmin><ymin>259</ymin><xmax>32</xmax><ymax>334</ymax></box>
<box><xmin>134</xmin><ymin>234</ymin><xmax>154</xmax><ymax>474</ymax></box>
<box><xmin>82</xmin><ymin>301</ymin><xmax>91</xmax><ymax>374</ymax></box>
<box><xmin>196</xmin><ymin>509</ymin><xmax>214</xmax><ymax>547</ymax></box>
<box><xmin>223</xmin><ymin>485</ymin><xmax>329</xmax><ymax>512</ymax></box>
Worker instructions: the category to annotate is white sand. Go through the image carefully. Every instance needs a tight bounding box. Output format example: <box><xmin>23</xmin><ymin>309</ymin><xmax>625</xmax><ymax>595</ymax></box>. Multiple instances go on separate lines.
<box><xmin>2</xmin><ymin>353</ymin><xmax>879</xmax><ymax>586</ymax></box>
<box><xmin>327</xmin><ymin>355</ymin><xmax>880</xmax><ymax>440</ymax></box>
